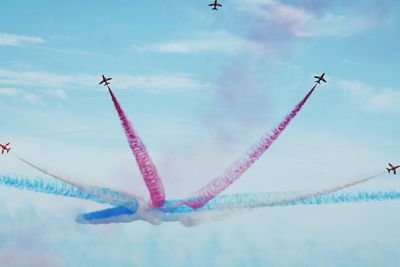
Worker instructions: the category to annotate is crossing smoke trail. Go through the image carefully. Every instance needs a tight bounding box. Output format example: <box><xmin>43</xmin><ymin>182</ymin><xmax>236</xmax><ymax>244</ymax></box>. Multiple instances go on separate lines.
<box><xmin>179</xmin><ymin>172</ymin><xmax>385</xmax><ymax>224</ymax></box>
<box><xmin>179</xmin><ymin>83</ymin><xmax>318</xmax><ymax>209</ymax></box>
<box><xmin>0</xmin><ymin>175</ymin><xmax>139</xmax><ymax>211</ymax></box>
<box><xmin>173</xmin><ymin>190</ymin><xmax>400</xmax><ymax>226</ymax></box>
<box><xmin>163</xmin><ymin>172</ymin><xmax>383</xmax><ymax>213</ymax></box>
<box><xmin>13</xmin><ymin>153</ymin><xmax>139</xmax><ymax>208</ymax></box>
<box><xmin>107</xmin><ymin>87</ymin><xmax>165</xmax><ymax>207</ymax></box>
<box><xmin>74</xmin><ymin>172</ymin><xmax>394</xmax><ymax>227</ymax></box>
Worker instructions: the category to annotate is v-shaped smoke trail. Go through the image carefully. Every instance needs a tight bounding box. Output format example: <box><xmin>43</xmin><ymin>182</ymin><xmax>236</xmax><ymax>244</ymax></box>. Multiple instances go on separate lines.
<box><xmin>179</xmin><ymin>83</ymin><xmax>319</xmax><ymax>209</ymax></box>
<box><xmin>107</xmin><ymin>86</ymin><xmax>165</xmax><ymax>207</ymax></box>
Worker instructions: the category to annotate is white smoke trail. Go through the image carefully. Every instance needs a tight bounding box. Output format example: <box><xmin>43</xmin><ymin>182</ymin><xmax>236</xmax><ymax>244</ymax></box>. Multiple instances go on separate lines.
<box><xmin>13</xmin><ymin>152</ymin><xmax>138</xmax><ymax>207</ymax></box>
<box><xmin>183</xmin><ymin>172</ymin><xmax>384</xmax><ymax>225</ymax></box>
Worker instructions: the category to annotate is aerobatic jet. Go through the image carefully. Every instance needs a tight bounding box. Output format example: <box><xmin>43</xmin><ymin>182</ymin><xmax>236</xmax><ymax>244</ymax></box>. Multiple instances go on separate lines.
<box><xmin>99</xmin><ymin>75</ymin><xmax>112</xmax><ymax>86</ymax></box>
<box><xmin>314</xmin><ymin>73</ymin><xmax>327</xmax><ymax>84</ymax></box>
<box><xmin>209</xmin><ymin>0</ymin><xmax>222</xmax><ymax>10</ymax></box>
<box><xmin>387</xmin><ymin>163</ymin><xmax>400</xmax><ymax>175</ymax></box>
<box><xmin>0</xmin><ymin>143</ymin><xmax>11</xmax><ymax>154</ymax></box>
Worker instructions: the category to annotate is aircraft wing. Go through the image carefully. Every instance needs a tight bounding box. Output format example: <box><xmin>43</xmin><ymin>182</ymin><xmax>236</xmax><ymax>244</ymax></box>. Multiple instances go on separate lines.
<box><xmin>395</xmin><ymin>169</ymin><xmax>397</xmax><ymax>175</ymax></box>
<box><xmin>208</xmin><ymin>3</ymin><xmax>214</xmax><ymax>6</ymax></box>
<box><xmin>322</xmin><ymin>78</ymin><xmax>327</xmax><ymax>82</ymax></box>
<box><xmin>389</xmin><ymin>163</ymin><xmax>394</xmax><ymax>167</ymax></box>
<box><xmin>218</xmin><ymin>4</ymin><xmax>222</xmax><ymax>6</ymax></box>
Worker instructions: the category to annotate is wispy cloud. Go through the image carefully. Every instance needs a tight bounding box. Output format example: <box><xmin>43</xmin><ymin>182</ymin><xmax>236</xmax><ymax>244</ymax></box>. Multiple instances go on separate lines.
<box><xmin>0</xmin><ymin>87</ymin><xmax>41</xmax><ymax>104</ymax></box>
<box><xmin>132</xmin><ymin>30</ymin><xmax>264</xmax><ymax>55</ymax></box>
<box><xmin>0</xmin><ymin>32</ymin><xmax>45</xmax><ymax>46</ymax></box>
<box><xmin>0</xmin><ymin>69</ymin><xmax>213</xmax><ymax>93</ymax></box>
<box><xmin>114</xmin><ymin>74</ymin><xmax>213</xmax><ymax>92</ymax></box>
<box><xmin>337</xmin><ymin>80</ymin><xmax>400</xmax><ymax>112</ymax></box>
<box><xmin>46</xmin><ymin>89</ymin><xmax>67</xmax><ymax>99</ymax></box>
<box><xmin>233</xmin><ymin>0</ymin><xmax>388</xmax><ymax>39</ymax></box>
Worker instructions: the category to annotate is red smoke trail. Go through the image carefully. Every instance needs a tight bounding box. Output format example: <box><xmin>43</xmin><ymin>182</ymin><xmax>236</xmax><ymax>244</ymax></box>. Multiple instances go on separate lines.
<box><xmin>107</xmin><ymin>87</ymin><xmax>165</xmax><ymax>207</ymax></box>
<box><xmin>181</xmin><ymin>83</ymin><xmax>318</xmax><ymax>209</ymax></box>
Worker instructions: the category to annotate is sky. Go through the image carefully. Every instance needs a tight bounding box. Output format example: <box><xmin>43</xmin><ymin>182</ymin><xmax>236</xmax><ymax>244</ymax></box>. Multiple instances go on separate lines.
<box><xmin>0</xmin><ymin>0</ymin><xmax>400</xmax><ymax>266</ymax></box>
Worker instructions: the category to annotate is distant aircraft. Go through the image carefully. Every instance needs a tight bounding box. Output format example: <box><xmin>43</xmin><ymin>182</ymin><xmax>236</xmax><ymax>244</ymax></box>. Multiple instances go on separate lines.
<box><xmin>0</xmin><ymin>143</ymin><xmax>11</xmax><ymax>154</ymax></box>
<box><xmin>387</xmin><ymin>163</ymin><xmax>400</xmax><ymax>175</ymax></box>
<box><xmin>209</xmin><ymin>0</ymin><xmax>222</xmax><ymax>10</ymax></box>
<box><xmin>314</xmin><ymin>73</ymin><xmax>326</xmax><ymax>84</ymax></box>
<box><xmin>99</xmin><ymin>75</ymin><xmax>112</xmax><ymax>86</ymax></box>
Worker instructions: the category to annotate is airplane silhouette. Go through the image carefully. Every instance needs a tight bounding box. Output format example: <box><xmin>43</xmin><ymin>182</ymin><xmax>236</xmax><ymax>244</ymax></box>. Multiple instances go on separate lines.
<box><xmin>314</xmin><ymin>73</ymin><xmax>327</xmax><ymax>84</ymax></box>
<box><xmin>387</xmin><ymin>163</ymin><xmax>400</xmax><ymax>175</ymax></box>
<box><xmin>0</xmin><ymin>143</ymin><xmax>11</xmax><ymax>155</ymax></box>
<box><xmin>209</xmin><ymin>0</ymin><xmax>222</xmax><ymax>10</ymax></box>
<box><xmin>99</xmin><ymin>75</ymin><xmax>112</xmax><ymax>86</ymax></box>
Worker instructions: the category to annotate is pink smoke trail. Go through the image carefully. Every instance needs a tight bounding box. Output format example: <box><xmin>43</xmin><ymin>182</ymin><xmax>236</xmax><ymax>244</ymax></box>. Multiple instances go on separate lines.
<box><xmin>107</xmin><ymin>87</ymin><xmax>165</xmax><ymax>207</ymax></box>
<box><xmin>181</xmin><ymin>83</ymin><xmax>318</xmax><ymax>209</ymax></box>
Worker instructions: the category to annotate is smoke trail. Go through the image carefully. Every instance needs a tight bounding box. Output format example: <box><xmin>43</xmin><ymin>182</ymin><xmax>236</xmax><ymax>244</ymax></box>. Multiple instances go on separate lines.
<box><xmin>180</xmin><ymin>83</ymin><xmax>318</xmax><ymax>209</ymax></box>
<box><xmin>0</xmin><ymin>175</ymin><xmax>138</xmax><ymax>211</ymax></box>
<box><xmin>107</xmin><ymin>87</ymin><xmax>165</xmax><ymax>207</ymax></box>
<box><xmin>13</xmin><ymin>153</ymin><xmax>139</xmax><ymax>207</ymax></box>
<box><xmin>174</xmin><ymin>190</ymin><xmax>400</xmax><ymax>226</ymax></box>
<box><xmin>180</xmin><ymin>172</ymin><xmax>384</xmax><ymax>223</ymax></box>
<box><xmin>162</xmin><ymin>171</ymin><xmax>382</xmax><ymax>214</ymax></box>
<box><xmin>208</xmin><ymin>172</ymin><xmax>383</xmax><ymax>211</ymax></box>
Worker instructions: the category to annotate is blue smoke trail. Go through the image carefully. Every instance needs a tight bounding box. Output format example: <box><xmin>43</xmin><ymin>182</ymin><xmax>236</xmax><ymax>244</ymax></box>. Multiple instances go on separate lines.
<box><xmin>159</xmin><ymin>190</ymin><xmax>400</xmax><ymax>214</ymax></box>
<box><xmin>168</xmin><ymin>190</ymin><xmax>400</xmax><ymax>224</ymax></box>
<box><xmin>0</xmin><ymin>175</ymin><xmax>139</xmax><ymax>211</ymax></box>
<box><xmin>76</xmin><ymin>190</ymin><xmax>400</xmax><ymax>226</ymax></box>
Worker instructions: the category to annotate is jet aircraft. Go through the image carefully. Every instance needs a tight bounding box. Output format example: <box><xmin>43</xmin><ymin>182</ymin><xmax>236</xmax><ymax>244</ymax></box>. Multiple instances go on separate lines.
<box><xmin>0</xmin><ymin>143</ymin><xmax>11</xmax><ymax>154</ymax></box>
<box><xmin>99</xmin><ymin>75</ymin><xmax>112</xmax><ymax>86</ymax></box>
<box><xmin>314</xmin><ymin>73</ymin><xmax>327</xmax><ymax>84</ymax></box>
<box><xmin>209</xmin><ymin>0</ymin><xmax>222</xmax><ymax>10</ymax></box>
<box><xmin>387</xmin><ymin>163</ymin><xmax>400</xmax><ymax>175</ymax></box>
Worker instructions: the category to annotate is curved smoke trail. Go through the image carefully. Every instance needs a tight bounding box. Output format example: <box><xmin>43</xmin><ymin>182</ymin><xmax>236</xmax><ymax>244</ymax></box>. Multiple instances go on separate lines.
<box><xmin>180</xmin><ymin>83</ymin><xmax>318</xmax><ymax>209</ymax></box>
<box><xmin>176</xmin><ymin>190</ymin><xmax>400</xmax><ymax>226</ymax></box>
<box><xmin>107</xmin><ymin>87</ymin><xmax>165</xmax><ymax>207</ymax></box>
<box><xmin>179</xmin><ymin>172</ymin><xmax>384</xmax><ymax>224</ymax></box>
<box><xmin>13</xmin><ymin>153</ymin><xmax>139</xmax><ymax>207</ymax></box>
<box><xmin>162</xmin><ymin>171</ymin><xmax>382</xmax><ymax>213</ymax></box>
<box><xmin>0</xmin><ymin>175</ymin><xmax>138</xmax><ymax>211</ymax></box>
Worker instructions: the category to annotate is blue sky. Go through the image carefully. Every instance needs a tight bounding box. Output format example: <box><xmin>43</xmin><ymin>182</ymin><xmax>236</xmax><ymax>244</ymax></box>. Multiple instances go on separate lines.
<box><xmin>1</xmin><ymin>0</ymin><xmax>400</xmax><ymax>266</ymax></box>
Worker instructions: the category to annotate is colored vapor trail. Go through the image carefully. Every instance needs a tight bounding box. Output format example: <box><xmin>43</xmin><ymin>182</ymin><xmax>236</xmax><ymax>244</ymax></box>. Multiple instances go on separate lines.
<box><xmin>183</xmin><ymin>172</ymin><xmax>384</xmax><ymax>223</ymax></box>
<box><xmin>0</xmin><ymin>175</ymin><xmax>138</xmax><ymax>211</ymax></box>
<box><xmin>180</xmin><ymin>83</ymin><xmax>318</xmax><ymax>209</ymax></box>
<box><xmin>163</xmin><ymin>171</ymin><xmax>383</xmax><ymax>213</ymax></box>
<box><xmin>13</xmin><ymin>153</ymin><xmax>139</xmax><ymax>207</ymax></box>
<box><xmin>179</xmin><ymin>190</ymin><xmax>400</xmax><ymax>226</ymax></box>
<box><xmin>107</xmin><ymin>87</ymin><xmax>165</xmax><ymax>207</ymax></box>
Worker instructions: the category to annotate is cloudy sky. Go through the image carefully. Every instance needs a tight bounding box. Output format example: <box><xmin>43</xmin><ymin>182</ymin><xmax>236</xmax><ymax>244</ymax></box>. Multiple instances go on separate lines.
<box><xmin>0</xmin><ymin>0</ymin><xmax>400</xmax><ymax>266</ymax></box>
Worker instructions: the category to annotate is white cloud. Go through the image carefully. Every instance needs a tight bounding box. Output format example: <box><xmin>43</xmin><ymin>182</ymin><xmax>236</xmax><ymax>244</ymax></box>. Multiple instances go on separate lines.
<box><xmin>336</xmin><ymin>79</ymin><xmax>400</xmax><ymax>112</ymax></box>
<box><xmin>46</xmin><ymin>89</ymin><xmax>68</xmax><ymax>99</ymax></box>
<box><xmin>0</xmin><ymin>87</ymin><xmax>41</xmax><ymax>103</ymax></box>
<box><xmin>232</xmin><ymin>0</ymin><xmax>383</xmax><ymax>38</ymax></box>
<box><xmin>0</xmin><ymin>69</ymin><xmax>213</xmax><ymax>93</ymax></box>
<box><xmin>0</xmin><ymin>87</ymin><xmax>19</xmax><ymax>96</ymax></box>
<box><xmin>132</xmin><ymin>30</ymin><xmax>264</xmax><ymax>55</ymax></box>
<box><xmin>0</xmin><ymin>32</ymin><xmax>45</xmax><ymax>46</ymax></box>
